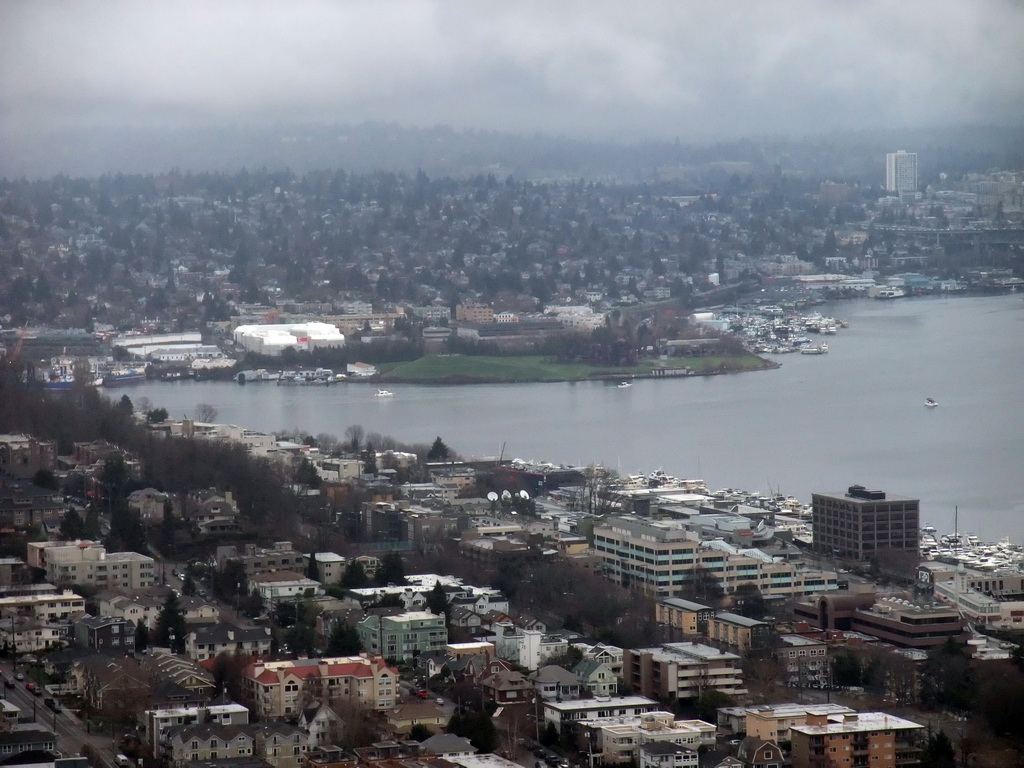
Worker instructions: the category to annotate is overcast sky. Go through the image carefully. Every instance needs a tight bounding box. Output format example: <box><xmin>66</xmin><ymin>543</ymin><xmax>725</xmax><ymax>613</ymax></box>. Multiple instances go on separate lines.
<box><xmin>2</xmin><ymin>0</ymin><xmax>1023</xmax><ymax>142</ymax></box>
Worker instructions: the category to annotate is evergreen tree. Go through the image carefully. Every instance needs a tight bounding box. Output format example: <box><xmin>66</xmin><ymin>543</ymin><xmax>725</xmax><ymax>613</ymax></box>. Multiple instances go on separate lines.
<box><xmin>155</xmin><ymin>591</ymin><xmax>187</xmax><ymax>653</ymax></box>
<box><xmin>60</xmin><ymin>507</ymin><xmax>85</xmax><ymax>540</ymax></box>
<box><xmin>340</xmin><ymin>560</ymin><xmax>369</xmax><ymax>589</ymax></box>
<box><xmin>426</xmin><ymin>580</ymin><xmax>449</xmax><ymax>620</ymax></box>
<box><xmin>426</xmin><ymin>436</ymin><xmax>451</xmax><ymax>462</ymax></box>
<box><xmin>376</xmin><ymin>552</ymin><xmax>406</xmax><ymax>586</ymax></box>
<box><xmin>307</xmin><ymin>550</ymin><xmax>320</xmax><ymax>581</ymax></box>
<box><xmin>135</xmin><ymin>620</ymin><xmax>149</xmax><ymax>652</ymax></box>
<box><xmin>182</xmin><ymin>573</ymin><xmax>197</xmax><ymax>596</ymax></box>
<box><xmin>326</xmin><ymin>622</ymin><xmax>362</xmax><ymax>655</ymax></box>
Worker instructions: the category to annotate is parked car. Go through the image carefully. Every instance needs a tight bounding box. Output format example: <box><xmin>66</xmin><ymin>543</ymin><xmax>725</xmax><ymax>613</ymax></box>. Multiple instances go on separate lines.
<box><xmin>3</xmin><ymin>680</ymin><xmax>13</xmax><ymax>690</ymax></box>
<box><xmin>15</xmin><ymin>672</ymin><xmax>24</xmax><ymax>681</ymax></box>
<box><xmin>435</xmin><ymin>697</ymin><xmax>445</xmax><ymax>705</ymax></box>
<box><xmin>413</xmin><ymin>689</ymin><xmax>430</xmax><ymax>699</ymax></box>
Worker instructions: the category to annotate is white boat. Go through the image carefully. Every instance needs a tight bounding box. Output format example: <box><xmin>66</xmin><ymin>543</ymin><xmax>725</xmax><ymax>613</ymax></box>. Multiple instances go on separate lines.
<box><xmin>875</xmin><ymin>287</ymin><xmax>906</xmax><ymax>299</ymax></box>
<box><xmin>925</xmin><ymin>397</ymin><xmax>938</xmax><ymax>408</ymax></box>
<box><xmin>800</xmin><ymin>343</ymin><xmax>828</xmax><ymax>355</ymax></box>
<box><xmin>375</xmin><ymin>389</ymin><xmax>394</xmax><ymax>398</ymax></box>
<box><xmin>617</xmin><ymin>381</ymin><xmax>632</xmax><ymax>389</ymax></box>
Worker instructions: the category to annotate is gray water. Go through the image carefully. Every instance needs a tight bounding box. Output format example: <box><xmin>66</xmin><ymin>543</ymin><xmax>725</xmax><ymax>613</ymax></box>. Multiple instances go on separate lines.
<box><xmin>116</xmin><ymin>294</ymin><xmax>1024</xmax><ymax>541</ymax></box>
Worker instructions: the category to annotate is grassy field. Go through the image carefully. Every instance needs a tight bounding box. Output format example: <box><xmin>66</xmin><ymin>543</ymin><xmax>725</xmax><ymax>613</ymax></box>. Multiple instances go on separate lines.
<box><xmin>374</xmin><ymin>353</ymin><xmax>773</xmax><ymax>383</ymax></box>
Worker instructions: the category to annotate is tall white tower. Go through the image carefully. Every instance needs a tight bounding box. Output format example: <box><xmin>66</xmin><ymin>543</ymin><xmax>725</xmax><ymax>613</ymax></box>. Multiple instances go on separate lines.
<box><xmin>885</xmin><ymin>150</ymin><xmax>918</xmax><ymax>195</ymax></box>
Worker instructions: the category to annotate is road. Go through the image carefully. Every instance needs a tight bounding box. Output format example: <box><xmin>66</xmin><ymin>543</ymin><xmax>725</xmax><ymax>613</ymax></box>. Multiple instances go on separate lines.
<box><xmin>0</xmin><ymin>661</ymin><xmax>120</xmax><ymax>765</ymax></box>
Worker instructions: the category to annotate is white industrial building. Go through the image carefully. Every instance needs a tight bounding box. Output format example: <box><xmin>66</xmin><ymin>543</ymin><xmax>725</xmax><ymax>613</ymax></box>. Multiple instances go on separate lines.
<box><xmin>232</xmin><ymin>322</ymin><xmax>345</xmax><ymax>356</ymax></box>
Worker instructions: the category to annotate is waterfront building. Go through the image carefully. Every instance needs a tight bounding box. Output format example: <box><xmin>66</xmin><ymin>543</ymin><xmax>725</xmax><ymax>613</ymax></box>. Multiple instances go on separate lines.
<box><xmin>789</xmin><ymin>711</ymin><xmax>924</xmax><ymax>768</ymax></box>
<box><xmin>885</xmin><ymin>151</ymin><xmax>918</xmax><ymax>195</ymax></box>
<box><xmin>920</xmin><ymin>562</ymin><xmax>1024</xmax><ymax>629</ymax></box>
<box><xmin>595</xmin><ymin>517</ymin><xmax>837</xmax><ymax>598</ymax></box>
<box><xmin>811</xmin><ymin>486</ymin><xmax>919</xmax><ymax>562</ymax></box>
<box><xmin>232</xmin><ymin>322</ymin><xmax>345</xmax><ymax>356</ymax></box>
<box><xmin>792</xmin><ymin>593</ymin><xmax>967</xmax><ymax>649</ymax></box>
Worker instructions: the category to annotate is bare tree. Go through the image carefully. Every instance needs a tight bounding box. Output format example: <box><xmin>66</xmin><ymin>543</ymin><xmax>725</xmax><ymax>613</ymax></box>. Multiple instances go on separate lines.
<box><xmin>316</xmin><ymin>432</ymin><xmax>339</xmax><ymax>453</ymax></box>
<box><xmin>194</xmin><ymin>402</ymin><xmax>218</xmax><ymax>422</ymax></box>
<box><xmin>344</xmin><ymin>424</ymin><xmax>365</xmax><ymax>454</ymax></box>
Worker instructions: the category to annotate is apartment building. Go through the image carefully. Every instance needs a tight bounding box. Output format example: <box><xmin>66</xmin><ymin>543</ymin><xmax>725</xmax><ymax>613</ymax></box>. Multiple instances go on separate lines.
<box><xmin>307</xmin><ymin>553</ymin><xmax>346</xmax><ymax>585</ymax></box>
<box><xmin>789</xmin><ymin>711</ymin><xmax>924</xmax><ymax>768</ymax></box>
<box><xmin>543</xmin><ymin>696</ymin><xmax>659</xmax><ymax>731</ymax></box>
<box><xmin>356</xmin><ymin>611</ymin><xmax>448</xmax><ymax>662</ymax></box>
<box><xmin>776</xmin><ymin>636</ymin><xmax>829</xmax><ymax>686</ymax></box>
<box><xmin>594</xmin><ymin>517</ymin><xmax>837</xmax><ymax>598</ymax></box>
<box><xmin>0</xmin><ymin>589</ymin><xmax>84</xmax><ymax>622</ymax></box>
<box><xmin>73</xmin><ymin>615</ymin><xmax>137</xmax><ymax>652</ymax></box>
<box><xmin>165</xmin><ymin>723</ymin><xmax>256</xmax><ymax>766</ymax></box>
<box><xmin>579</xmin><ymin>712</ymin><xmax>715</xmax><ymax>764</ymax></box>
<box><xmin>639</xmin><ymin>742</ymin><xmax>698</xmax><ymax>768</ymax></box>
<box><xmin>249</xmin><ymin>571</ymin><xmax>324</xmax><ymax>607</ymax></box>
<box><xmin>0</xmin><ymin>479</ymin><xmax>65</xmax><ymax>529</ymax></box>
<box><xmin>624</xmin><ymin>643</ymin><xmax>746</xmax><ymax>702</ymax></box>
<box><xmin>717</xmin><ymin>704</ymin><xmax>855</xmax><ymax>742</ymax></box>
<box><xmin>216</xmin><ymin>542</ymin><xmax>307</xmax><ymax>577</ymax></box>
<box><xmin>186</xmin><ymin>622</ymin><xmax>273</xmax><ymax>662</ymax></box>
<box><xmin>145</xmin><ymin>703</ymin><xmax>250</xmax><ymax>754</ymax></box>
<box><xmin>32</xmin><ymin>540</ymin><xmax>155</xmax><ymax>589</ymax></box>
<box><xmin>656</xmin><ymin>599</ymin><xmax>715</xmax><ymax>636</ymax></box>
<box><xmin>241</xmin><ymin>656</ymin><xmax>397</xmax><ymax>719</ymax></box>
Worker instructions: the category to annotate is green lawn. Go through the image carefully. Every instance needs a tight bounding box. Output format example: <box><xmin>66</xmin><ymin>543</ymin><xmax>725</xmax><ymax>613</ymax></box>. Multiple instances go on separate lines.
<box><xmin>374</xmin><ymin>353</ymin><xmax>771</xmax><ymax>383</ymax></box>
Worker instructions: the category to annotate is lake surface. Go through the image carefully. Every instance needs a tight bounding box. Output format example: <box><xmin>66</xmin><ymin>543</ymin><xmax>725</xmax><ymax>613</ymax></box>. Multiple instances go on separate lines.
<box><xmin>115</xmin><ymin>294</ymin><xmax>1024</xmax><ymax>541</ymax></box>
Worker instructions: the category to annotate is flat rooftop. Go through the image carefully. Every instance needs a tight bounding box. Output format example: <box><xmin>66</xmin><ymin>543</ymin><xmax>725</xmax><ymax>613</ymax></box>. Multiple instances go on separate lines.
<box><xmin>791</xmin><ymin>712</ymin><xmax>924</xmax><ymax>735</ymax></box>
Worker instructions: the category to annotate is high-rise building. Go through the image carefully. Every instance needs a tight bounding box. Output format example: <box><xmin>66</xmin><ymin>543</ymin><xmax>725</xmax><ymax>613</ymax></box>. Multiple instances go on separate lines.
<box><xmin>811</xmin><ymin>486</ymin><xmax>919</xmax><ymax>562</ymax></box>
<box><xmin>885</xmin><ymin>151</ymin><xmax>918</xmax><ymax>194</ymax></box>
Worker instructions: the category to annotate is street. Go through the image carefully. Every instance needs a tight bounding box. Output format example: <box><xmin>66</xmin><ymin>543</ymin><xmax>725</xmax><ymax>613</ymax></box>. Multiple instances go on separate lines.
<box><xmin>1</xmin><ymin>660</ymin><xmax>119</xmax><ymax>765</ymax></box>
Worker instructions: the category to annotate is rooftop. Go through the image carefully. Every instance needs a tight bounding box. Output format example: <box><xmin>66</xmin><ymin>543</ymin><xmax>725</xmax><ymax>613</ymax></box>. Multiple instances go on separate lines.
<box><xmin>791</xmin><ymin>712</ymin><xmax>925</xmax><ymax>736</ymax></box>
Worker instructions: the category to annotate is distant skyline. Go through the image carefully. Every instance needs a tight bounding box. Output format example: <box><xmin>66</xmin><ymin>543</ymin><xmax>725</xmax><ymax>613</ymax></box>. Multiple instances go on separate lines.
<box><xmin>3</xmin><ymin>0</ymin><xmax>1023</xmax><ymax>147</ymax></box>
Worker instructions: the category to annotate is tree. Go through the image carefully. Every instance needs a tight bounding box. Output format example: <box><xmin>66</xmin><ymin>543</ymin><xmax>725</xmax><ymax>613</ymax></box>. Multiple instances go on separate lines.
<box><xmin>344</xmin><ymin>424</ymin><xmax>365</xmax><ymax>454</ymax></box>
<box><xmin>448</xmin><ymin>710</ymin><xmax>498</xmax><ymax>753</ymax></box>
<box><xmin>146</xmin><ymin>407</ymin><xmax>169</xmax><ymax>424</ymax></box>
<box><xmin>920</xmin><ymin>730</ymin><xmax>957</xmax><ymax>768</ymax></box>
<box><xmin>181</xmin><ymin>573</ymin><xmax>197</xmax><ymax>596</ymax></box>
<box><xmin>307</xmin><ymin>550</ymin><xmax>320</xmax><ymax>581</ymax></box>
<box><xmin>32</xmin><ymin>468</ymin><xmax>58</xmax><ymax>490</ymax></box>
<box><xmin>135</xmin><ymin>620</ymin><xmax>149</xmax><ymax>653</ymax></box>
<box><xmin>116</xmin><ymin>395</ymin><xmax>134</xmax><ymax>415</ymax></box>
<box><xmin>731</xmin><ymin>584</ymin><xmax>766</xmax><ymax>619</ymax></box>
<box><xmin>426</xmin><ymin>436</ymin><xmax>451</xmax><ymax>462</ymax></box>
<box><xmin>409</xmin><ymin>723</ymin><xmax>434</xmax><ymax>742</ymax></box>
<box><xmin>60</xmin><ymin>507</ymin><xmax>85</xmax><ymax>539</ymax></box>
<box><xmin>194</xmin><ymin>402</ymin><xmax>218</xmax><ymax>422</ymax></box>
<box><xmin>341</xmin><ymin>560</ymin><xmax>369</xmax><ymax>589</ymax></box>
<box><xmin>326</xmin><ymin>622</ymin><xmax>362</xmax><ymax>655</ymax></box>
<box><xmin>540</xmin><ymin>721</ymin><xmax>560</xmax><ymax>747</ymax></box>
<box><xmin>695</xmin><ymin>689</ymin><xmax>733</xmax><ymax>721</ymax></box>
<box><xmin>426</xmin><ymin>580</ymin><xmax>449</xmax><ymax>620</ymax></box>
<box><xmin>154</xmin><ymin>591</ymin><xmax>187</xmax><ymax>653</ymax></box>
<box><xmin>376</xmin><ymin>553</ymin><xmax>406</xmax><ymax>586</ymax></box>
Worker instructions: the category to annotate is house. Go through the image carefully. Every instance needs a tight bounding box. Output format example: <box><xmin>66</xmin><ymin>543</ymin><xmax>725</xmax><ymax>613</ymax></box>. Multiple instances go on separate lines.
<box><xmin>186</xmin><ymin>623</ymin><xmax>273</xmax><ymax>662</ymax></box>
<box><xmin>249</xmin><ymin>571</ymin><xmax>324</xmax><ymax>607</ymax></box>
<box><xmin>0</xmin><ymin>726</ymin><xmax>57</xmax><ymax>761</ymax></box>
<box><xmin>573</xmin><ymin>642</ymin><xmax>624</xmax><ymax>678</ymax></box>
<box><xmin>384</xmin><ymin>700</ymin><xmax>451</xmax><ymax>737</ymax></box>
<box><xmin>0</xmin><ymin>478</ymin><xmax>66</xmax><ymax>529</ymax></box>
<box><xmin>298</xmin><ymin>702</ymin><xmax>344</xmax><ymax>747</ymax></box>
<box><xmin>420</xmin><ymin>733</ymin><xmax>477</xmax><ymax>759</ymax></box>
<box><xmin>529</xmin><ymin>665</ymin><xmax>582</xmax><ymax>701</ymax></box>
<box><xmin>0</xmin><ymin>615</ymin><xmax>68</xmax><ymax>653</ymax></box>
<box><xmin>73</xmin><ymin>615</ymin><xmax>137</xmax><ymax>653</ymax></box>
<box><xmin>573</xmin><ymin>660</ymin><xmax>617</xmax><ymax>698</ymax></box>
<box><xmin>127</xmin><ymin>488</ymin><xmax>170</xmax><ymax>524</ymax></box>
<box><xmin>479</xmin><ymin>668</ymin><xmax>535</xmax><ymax>705</ymax></box>
<box><xmin>255</xmin><ymin>722</ymin><xmax>309</xmax><ymax>768</ymax></box>
<box><xmin>736</xmin><ymin>739</ymin><xmax>783</xmax><ymax>768</ymax></box>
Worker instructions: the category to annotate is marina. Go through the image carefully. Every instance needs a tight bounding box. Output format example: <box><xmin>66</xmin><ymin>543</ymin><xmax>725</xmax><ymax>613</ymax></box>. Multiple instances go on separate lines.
<box><xmin>105</xmin><ymin>294</ymin><xmax>1024</xmax><ymax>541</ymax></box>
